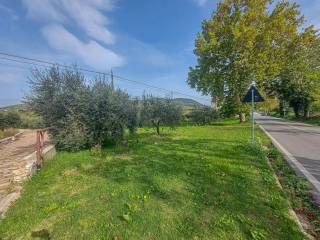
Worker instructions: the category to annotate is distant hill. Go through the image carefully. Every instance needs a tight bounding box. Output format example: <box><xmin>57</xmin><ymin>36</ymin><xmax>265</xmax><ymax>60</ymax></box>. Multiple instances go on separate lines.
<box><xmin>0</xmin><ymin>104</ymin><xmax>28</xmax><ymax>112</ymax></box>
<box><xmin>172</xmin><ymin>98</ymin><xmax>204</xmax><ymax>108</ymax></box>
<box><xmin>0</xmin><ymin>99</ymin><xmax>204</xmax><ymax>111</ymax></box>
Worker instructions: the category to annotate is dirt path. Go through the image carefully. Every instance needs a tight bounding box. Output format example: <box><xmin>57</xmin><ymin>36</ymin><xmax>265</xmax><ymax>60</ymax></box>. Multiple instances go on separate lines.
<box><xmin>0</xmin><ymin>130</ymin><xmax>37</xmax><ymax>197</ymax></box>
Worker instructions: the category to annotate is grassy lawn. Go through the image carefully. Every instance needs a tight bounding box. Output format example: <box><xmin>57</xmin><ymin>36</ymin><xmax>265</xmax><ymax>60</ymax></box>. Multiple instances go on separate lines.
<box><xmin>0</xmin><ymin>121</ymin><xmax>306</xmax><ymax>239</ymax></box>
<box><xmin>270</xmin><ymin>111</ymin><xmax>320</xmax><ymax>126</ymax></box>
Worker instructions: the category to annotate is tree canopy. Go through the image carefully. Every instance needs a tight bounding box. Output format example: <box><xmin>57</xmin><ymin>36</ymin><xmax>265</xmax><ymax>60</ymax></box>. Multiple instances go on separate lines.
<box><xmin>188</xmin><ymin>0</ymin><xmax>320</xmax><ymax>120</ymax></box>
<box><xmin>26</xmin><ymin>67</ymin><xmax>138</xmax><ymax>151</ymax></box>
<box><xmin>140</xmin><ymin>94</ymin><xmax>183</xmax><ymax>135</ymax></box>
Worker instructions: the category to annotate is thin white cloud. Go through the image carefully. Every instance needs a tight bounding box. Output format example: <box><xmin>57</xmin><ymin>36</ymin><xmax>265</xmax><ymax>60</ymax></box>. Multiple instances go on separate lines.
<box><xmin>21</xmin><ymin>0</ymin><xmax>123</xmax><ymax>69</ymax></box>
<box><xmin>22</xmin><ymin>0</ymin><xmax>115</xmax><ymax>44</ymax></box>
<box><xmin>193</xmin><ymin>0</ymin><xmax>208</xmax><ymax>7</ymax></box>
<box><xmin>61</xmin><ymin>0</ymin><xmax>115</xmax><ymax>44</ymax></box>
<box><xmin>42</xmin><ymin>24</ymin><xmax>124</xmax><ymax>69</ymax></box>
<box><xmin>0</xmin><ymin>3</ymin><xmax>19</xmax><ymax>20</ymax></box>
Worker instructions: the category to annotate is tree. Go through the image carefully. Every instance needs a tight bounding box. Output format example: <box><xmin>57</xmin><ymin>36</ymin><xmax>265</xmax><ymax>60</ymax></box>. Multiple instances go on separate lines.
<box><xmin>26</xmin><ymin>67</ymin><xmax>138</xmax><ymax>151</ymax></box>
<box><xmin>275</xmin><ymin>26</ymin><xmax>320</xmax><ymax>118</ymax></box>
<box><xmin>141</xmin><ymin>95</ymin><xmax>182</xmax><ymax>135</ymax></box>
<box><xmin>188</xmin><ymin>0</ymin><xmax>320</xmax><ymax>121</ymax></box>
<box><xmin>255</xmin><ymin>1</ymin><xmax>320</xmax><ymax>118</ymax></box>
<box><xmin>188</xmin><ymin>0</ymin><xmax>275</xmax><ymax>123</ymax></box>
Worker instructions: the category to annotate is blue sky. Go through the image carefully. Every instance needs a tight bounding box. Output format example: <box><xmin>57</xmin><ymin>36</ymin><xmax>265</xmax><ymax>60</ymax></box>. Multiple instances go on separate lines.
<box><xmin>0</xmin><ymin>0</ymin><xmax>319</xmax><ymax>106</ymax></box>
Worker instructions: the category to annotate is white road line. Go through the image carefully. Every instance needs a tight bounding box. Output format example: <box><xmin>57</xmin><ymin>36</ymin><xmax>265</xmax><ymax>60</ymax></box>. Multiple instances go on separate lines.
<box><xmin>259</xmin><ymin>124</ymin><xmax>320</xmax><ymax>193</ymax></box>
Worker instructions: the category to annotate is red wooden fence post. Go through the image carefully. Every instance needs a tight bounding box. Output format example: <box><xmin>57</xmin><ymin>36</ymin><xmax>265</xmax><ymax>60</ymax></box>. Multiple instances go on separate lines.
<box><xmin>36</xmin><ymin>130</ymin><xmax>41</xmax><ymax>167</ymax></box>
<box><xmin>35</xmin><ymin>127</ymin><xmax>52</xmax><ymax>168</ymax></box>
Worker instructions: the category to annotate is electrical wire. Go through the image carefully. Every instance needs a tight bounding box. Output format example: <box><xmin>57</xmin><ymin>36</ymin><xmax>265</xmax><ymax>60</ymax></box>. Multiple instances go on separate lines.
<box><xmin>0</xmin><ymin>51</ymin><xmax>211</xmax><ymax>102</ymax></box>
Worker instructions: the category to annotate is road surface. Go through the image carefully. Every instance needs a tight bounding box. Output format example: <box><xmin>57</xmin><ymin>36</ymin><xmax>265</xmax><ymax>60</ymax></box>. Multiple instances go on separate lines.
<box><xmin>256</xmin><ymin>114</ymin><xmax>320</xmax><ymax>202</ymax></box>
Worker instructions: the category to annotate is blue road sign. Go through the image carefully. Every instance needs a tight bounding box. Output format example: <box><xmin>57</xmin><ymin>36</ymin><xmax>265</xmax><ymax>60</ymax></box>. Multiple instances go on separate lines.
<box><xmin>243</xmin><ymin>86</ymin><xmax>264</xmax><ymax>103</ymax></box>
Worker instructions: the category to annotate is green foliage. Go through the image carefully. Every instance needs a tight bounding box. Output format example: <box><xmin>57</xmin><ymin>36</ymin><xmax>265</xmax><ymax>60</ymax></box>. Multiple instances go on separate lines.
<box><xmin>277</xmin><ymin>26</ymin><xmax>320</xmax><ymax>118</ymax></box>
<box><xmin>141</xmin><ymin>94</ymin><xmax>183</xmax><ymax>134</ymax></box>
<box><xmin>186</xmin><ymin>106</ymin><xmax>219</xmax><ymax>125</ymax></box>
<box><xmin>19</xmin><ymin>111</ymin><xmax>44</xmax><ymax>129</ymax></box>
<box><xmin>26</xmin><ymin>67</ymin><xmax>138</xmax><ymax>151</ymax></box>
<box><xmin>0</xmin><ymin>111</ymin><xmax>21</xmax><ymax>130</ymax></box>
<box><xmin>188</xmin><ymin>0</ymin><xmax>320</xmax><ymax>121</ymax></box>
<box><xmin>0</xmin><ymin>105</ymin><xmax>44</xmax><ymax>129</ymax></box>
<box><xmin>188</xmin><ymin>0</ymin><xmax>275</xmax><ymax>122</ymax></box>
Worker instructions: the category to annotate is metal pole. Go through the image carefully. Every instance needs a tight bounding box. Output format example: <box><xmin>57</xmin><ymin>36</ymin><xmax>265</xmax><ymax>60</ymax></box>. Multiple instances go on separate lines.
<box><xmin>251</xmin><ymin>88</ymin><xmax>254</xmax><ymax>144</ymax></box>
<box><xmin>111</xmin><ymin>69</ymin><xmax>114</xmax><ymax>90</ymax></box>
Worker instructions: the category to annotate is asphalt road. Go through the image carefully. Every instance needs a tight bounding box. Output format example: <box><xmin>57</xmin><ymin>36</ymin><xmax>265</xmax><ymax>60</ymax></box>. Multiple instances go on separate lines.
<box><xmin>255</xmin><ymin>114</ymin><xmax>320</xmax><ymax>199</ymax></box>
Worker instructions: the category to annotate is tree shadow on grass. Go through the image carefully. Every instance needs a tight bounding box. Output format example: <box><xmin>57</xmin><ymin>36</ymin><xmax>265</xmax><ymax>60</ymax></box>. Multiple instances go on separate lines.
<box><xmin>81</xmin><ymin>135</ymin><xmax>302</xmax><ymax>239</ymax></box>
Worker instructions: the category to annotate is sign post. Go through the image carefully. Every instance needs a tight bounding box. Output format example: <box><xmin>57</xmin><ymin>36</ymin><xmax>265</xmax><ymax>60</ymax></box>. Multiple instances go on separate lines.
<box><xmin>243</xmin><ymin>82</ymin><xmax>264</xmax><ymax>144</ymax></box>
<box><xmin>251</xmin><ymin>87</ymin><xmax>254</xmax><ymax>144</ymax></box>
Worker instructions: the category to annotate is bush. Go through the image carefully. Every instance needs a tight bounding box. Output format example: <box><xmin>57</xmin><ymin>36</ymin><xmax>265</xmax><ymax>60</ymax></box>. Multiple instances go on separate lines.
<box><xmin>19</xmin><ymin>111</ymin><xmax>44</xmax><ymax>129</ymax></box>
<box><xmin>0</xmin><ymin>111</ymin><xmax>21</xmax><ymax>130</ymax></box>
<box><xmin>186</xmin><ymin>107</ymin><xmax>219</xmax><ymax>125</ymax></box>
<box><xmin>140</xmin><ymin>95</ymin><xmax>183</xmax><ymax>134</ymax></box>
<box><xmin>26</xmin><ymin>67</ymin><xmax>138</xmax><ymax>151</ymax></box>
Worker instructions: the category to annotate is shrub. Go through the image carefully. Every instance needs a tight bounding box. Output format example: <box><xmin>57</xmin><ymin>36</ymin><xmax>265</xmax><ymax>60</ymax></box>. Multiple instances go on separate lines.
<box><xmin>0</xmin><ymin>111</ymin><xmax>21</xmax><ymax>130</ymax></box>
<box><xmin>19</xmin><ymin>111</ymin><xmax>44</xmax><ymax>129</ymax></box>
<box><xmin>186</xmin><ymin>107</ymin><xmax>219</xmax><ymax>125</ymax></box>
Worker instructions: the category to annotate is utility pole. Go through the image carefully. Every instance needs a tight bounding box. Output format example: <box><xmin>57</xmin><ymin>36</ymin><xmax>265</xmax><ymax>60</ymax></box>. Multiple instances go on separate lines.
<box><xmin>111</xmin><ymin>69</ymin><xmax>114</xmax><ymax>90</ymax></box>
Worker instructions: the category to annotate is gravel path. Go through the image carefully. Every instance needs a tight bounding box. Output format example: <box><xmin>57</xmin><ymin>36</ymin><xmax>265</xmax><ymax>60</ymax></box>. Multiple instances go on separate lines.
<box><xmin>0</xmin><ymin>130</ymin><xmax>37</xmax><ymax>196</ymax></box>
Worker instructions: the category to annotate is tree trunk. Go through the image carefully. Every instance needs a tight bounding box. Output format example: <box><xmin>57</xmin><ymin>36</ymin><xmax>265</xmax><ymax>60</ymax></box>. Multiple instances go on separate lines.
<box><xmin>152</xmin><ymin>120</ymin><xmax>160</xmax><ymax>135</ymax></box>
<box><xmin>292</xmin><ymin>104</ymin><xmax>301</xmax><ymax>119</ymax></box>
<box><xmin>239</xmin><ymin>113</ymin><xmax>246</xmax><ymax>123</ymax></box>
<box><xmin>279</xmin><ymin>101</ymin><xmax>285</xmax><ymax>118</ymax></box>
<box><xmin>303</xmin><ymin>103</ymin><xmax>310</xmax><ymax>119</ymax></box>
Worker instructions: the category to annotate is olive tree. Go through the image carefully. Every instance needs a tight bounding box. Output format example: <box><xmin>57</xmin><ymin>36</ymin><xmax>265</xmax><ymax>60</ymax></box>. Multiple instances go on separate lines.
<box><xmin>26</xmin><ymin>67</ymin><xmax>138</xmax><ymax>151</ymax></box>
<box><xmin>141</xmin><ymin>95</ymin><xmax>182</xmax><ymax>135</ymax></box>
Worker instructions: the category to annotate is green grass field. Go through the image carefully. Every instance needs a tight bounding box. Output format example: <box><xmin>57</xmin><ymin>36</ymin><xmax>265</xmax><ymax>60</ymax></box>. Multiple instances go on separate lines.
<box><xmin>0</xmin><ymin>121</ymin><xmax>306</xmax><ymax>239</ymax></box>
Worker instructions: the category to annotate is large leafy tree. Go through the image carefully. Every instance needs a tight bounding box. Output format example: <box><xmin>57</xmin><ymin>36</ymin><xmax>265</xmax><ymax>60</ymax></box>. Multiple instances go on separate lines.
<box><xmin>188</xmin><ymin>0</ymin><xmax>320</xmax><ymax>121</ymax></box>
<box><xmin>275</xmin><ymin>27</ymin><xmax>320</xmax><ymax>118</ymax></box>
<box><xmin>188</xmin><ymin>0</ymin><xmax>274</xmax><ymax>122</ymax></box>
<box><xmin>264</xmin><ymin>2</ymin><xmax>320</xmax><ymax>118</ymax></box>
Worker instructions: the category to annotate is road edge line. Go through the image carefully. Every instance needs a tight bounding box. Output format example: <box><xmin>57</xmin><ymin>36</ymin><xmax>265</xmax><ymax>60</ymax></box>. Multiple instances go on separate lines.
<box><xmin>259</xmin><ymin>124</ymin><xmax>320</xmax><ymax>194</ymax></box>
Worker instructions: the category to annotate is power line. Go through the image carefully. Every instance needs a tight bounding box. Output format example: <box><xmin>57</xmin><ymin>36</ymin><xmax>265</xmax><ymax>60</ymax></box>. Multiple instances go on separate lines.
<box><xmin>0</xmin><ymin>51</ymin><xmax>211</xmax><ymax>102</ymax></box>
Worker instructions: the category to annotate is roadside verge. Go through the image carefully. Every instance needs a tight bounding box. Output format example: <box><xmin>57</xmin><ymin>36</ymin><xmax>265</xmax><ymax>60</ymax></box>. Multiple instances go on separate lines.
<box><xmin>259</xmin><ymin>125</ymin><xmax>320</xmax><ymax>238</ymax></box>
